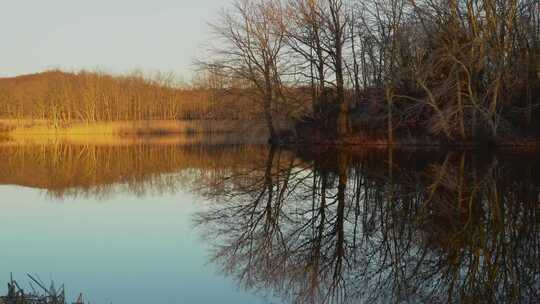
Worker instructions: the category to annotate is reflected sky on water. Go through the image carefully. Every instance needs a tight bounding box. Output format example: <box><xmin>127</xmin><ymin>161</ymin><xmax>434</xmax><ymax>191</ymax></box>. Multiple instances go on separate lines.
<box><xmin>0</xmin><ymin>186</ymin><xmax>278</xmax><ymax>304</ymax></box>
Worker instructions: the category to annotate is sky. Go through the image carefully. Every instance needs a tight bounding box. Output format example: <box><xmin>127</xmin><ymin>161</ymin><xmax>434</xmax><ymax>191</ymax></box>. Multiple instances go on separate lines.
<box><xmin>0</xmin><ymin>0</ymin><xmax>223</xmax><ymax>78</ymax></box>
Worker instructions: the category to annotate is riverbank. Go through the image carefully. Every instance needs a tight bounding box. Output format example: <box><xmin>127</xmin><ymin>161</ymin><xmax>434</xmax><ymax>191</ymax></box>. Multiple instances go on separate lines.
<box><xmin>285</xmin><ymin>134</ymin><xmax>540</xmax><ymax>148</ymax></box>
<box><xmin>280</xmin><ymin>118</ymin><xmax>540</xmax><ymax>148</ymax></box>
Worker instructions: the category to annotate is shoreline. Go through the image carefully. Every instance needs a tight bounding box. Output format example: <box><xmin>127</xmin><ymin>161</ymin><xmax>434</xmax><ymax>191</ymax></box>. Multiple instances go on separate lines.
<box><xmin>3</xmin><ymin>118</ymin><xmax>540</xmax><ymax>149</ymax></box>
<box><xmin>275</xmin><ymin>133</ymin><xmax>540</xmax><ymax>149</ymax></box>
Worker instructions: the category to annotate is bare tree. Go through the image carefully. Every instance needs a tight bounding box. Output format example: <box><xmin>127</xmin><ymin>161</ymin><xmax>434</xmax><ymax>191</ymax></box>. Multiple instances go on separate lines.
<box><xmin>201</xmin><ymin>0</ymin><xmax>289</xmax><ymax>141</ymax></box>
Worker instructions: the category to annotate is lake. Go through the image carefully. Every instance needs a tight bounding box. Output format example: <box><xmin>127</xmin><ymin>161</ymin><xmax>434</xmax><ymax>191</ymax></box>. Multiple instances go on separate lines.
<box><xmin>0</xmin><ymin>142</ymin><xmax>538</xmax><ymax>303</ymax></box>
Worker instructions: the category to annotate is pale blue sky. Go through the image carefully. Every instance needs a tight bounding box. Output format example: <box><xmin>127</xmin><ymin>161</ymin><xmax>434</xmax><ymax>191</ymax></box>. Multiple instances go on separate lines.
<box><xmin>0</xmin><ymin>0</ymin><xmax>222</xmax><ymax>78</ymax></box>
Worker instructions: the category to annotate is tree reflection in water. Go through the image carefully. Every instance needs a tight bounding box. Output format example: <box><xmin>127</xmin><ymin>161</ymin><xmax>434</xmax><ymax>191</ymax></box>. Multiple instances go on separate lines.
<box><xmin>1</xmin><ymin>142</ymin><xmax>538</xmax><ymax>303</ymax></box>
<box><xmin>194</xmin><ymin>148</ymin><xmax>540</xmax><ymax>304</ymax></box>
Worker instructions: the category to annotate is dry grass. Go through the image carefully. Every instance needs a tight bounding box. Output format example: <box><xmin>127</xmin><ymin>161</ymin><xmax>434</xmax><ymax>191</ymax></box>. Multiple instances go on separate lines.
<box><xmin>0</xmin><ymin>119</ymin><xmax>242</xmax><ymax>134</ymax></box>
<box><xmin>0</xmin><ymin>119</ymin><xmax>276</xmax><ymax>145</ymax></box>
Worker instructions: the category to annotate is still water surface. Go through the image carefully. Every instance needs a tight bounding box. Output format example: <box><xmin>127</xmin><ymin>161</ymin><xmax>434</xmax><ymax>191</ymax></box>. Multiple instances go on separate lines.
<box><xmin>0</xmin><ymin>143</ymin><xmax>538</xmax><ymax>303</ymax></box>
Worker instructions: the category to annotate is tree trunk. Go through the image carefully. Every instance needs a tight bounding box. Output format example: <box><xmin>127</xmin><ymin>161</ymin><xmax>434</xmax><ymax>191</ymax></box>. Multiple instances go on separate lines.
<box><xmin>386</xmin><ymin>88</ymin><xmax>394</xmax><ymax>145</ymax></box>
<box><xmin>336</xmin><ymin>35</ymin><xmax>350</xmax><ymax>136</ymax></box>
<box><xmin>264</xmin><ymin>70</ymin><xmax>277</xmax><ymax>142</ymax></box>
<box><xmin>264</xmin><ymin>95</ymin><xmax>277</xmax><ymax>142</ymax></box>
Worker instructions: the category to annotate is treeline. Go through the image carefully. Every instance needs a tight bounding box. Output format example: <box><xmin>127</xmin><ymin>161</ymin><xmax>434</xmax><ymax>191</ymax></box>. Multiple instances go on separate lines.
<box><xmin>202</xmin><ymin>0</ymin><xmax>540</xmax><ymax>143</ymax></box>
<box><xmin>0</xmin><ymin>70</ymin><xmax>263</xmax><ymax>122</ymax></box>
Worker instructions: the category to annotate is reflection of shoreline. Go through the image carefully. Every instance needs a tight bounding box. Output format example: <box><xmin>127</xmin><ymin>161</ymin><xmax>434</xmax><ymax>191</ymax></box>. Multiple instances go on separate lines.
<box><xmin>3</xmin><ymin>171</ymin><xmax>188</xmax><ymax>201</ymax></box>
<box><xmin>1</xmin><ymin>141</ymin><xmax>539</xmax><ymax>303</ymax></box>
<box><xmin>0</xmin><ymin>143</ymin><xmax>270</xmax><ymax>199</ymax></box>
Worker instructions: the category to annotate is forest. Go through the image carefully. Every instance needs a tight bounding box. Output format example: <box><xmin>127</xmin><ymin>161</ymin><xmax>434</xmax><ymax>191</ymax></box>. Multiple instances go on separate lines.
<box><xmin>1</xmin><ymin>0</ymin><xmax>540</xmax><ymax>146</ymax></box>
<box><xmin>200</xmin><ymin>0</ymin><xmax>540</xmax><ymax>145</ymax></box>
<box><xmin>0</xmin><ymin>70</ymin><xmax>263</xmax><ymax>122</ymax></box>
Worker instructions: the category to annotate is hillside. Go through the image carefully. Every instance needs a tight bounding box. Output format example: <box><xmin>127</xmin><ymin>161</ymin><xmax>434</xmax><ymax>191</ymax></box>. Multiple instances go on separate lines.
<box><xmin>0</xmin><ymin>70</ymin><xmax>258</xmax><ymax>122</ymax></box>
